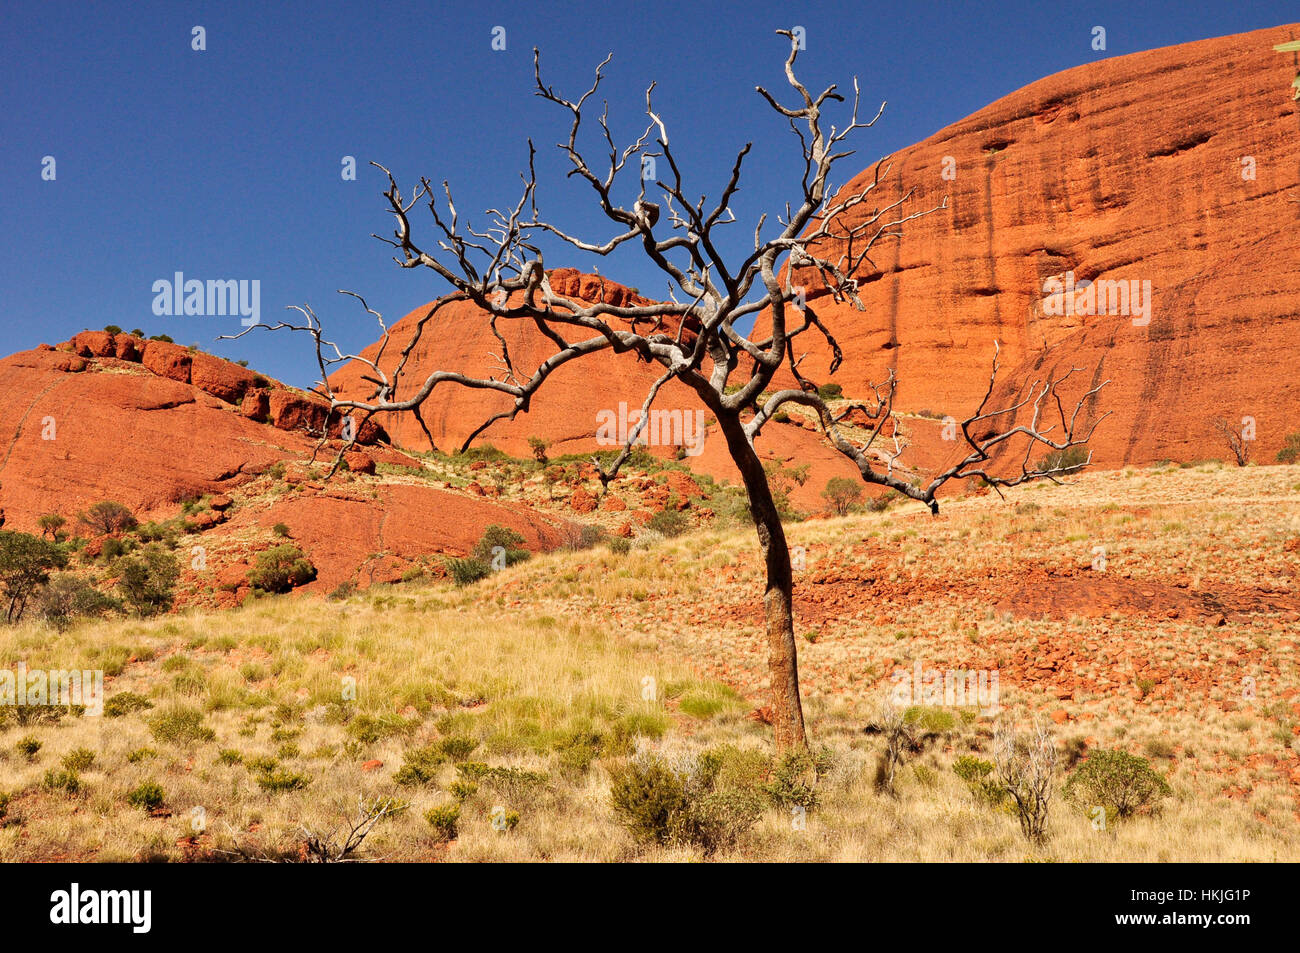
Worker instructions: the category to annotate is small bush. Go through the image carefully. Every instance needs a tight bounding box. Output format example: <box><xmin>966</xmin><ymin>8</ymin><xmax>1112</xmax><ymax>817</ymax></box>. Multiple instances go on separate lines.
<box><xmin>817</xmin><ymin>381</ymin><xmax>843</xmax><ymax>400</ymax></box>
<box><xmin>328</xmin><ymin>581</ymin><xmax>357</xmax><ymax>601</ymax></box>
<box><xmin>1277</xmin><ymin>433</ymin><xmax>1300</xmax><ymax>465</ymax></box>
<box><xmin>821</xmin><ymin>476</ymin><xmax>863</xmax><ymax>516</ymax></box>
<box><xmin>1063</xmin><ymin>749</ymin><xmax>1171</xmax><ymax>819</ymax></box>
<box><xmin>610</xmin><ymin>751</ymin><xmax>763</xmax><ymax>854</ymax></box>
<box><xmin>149</xmin><ymin>706</ymin><xmax>215</xmax><ymax>745</ymax></box>
<box><xmin>425</xmin><ymin>802</ymin><xmax>461</xmax><ymax>842</ymax></box>
<box><xmin>61</xmin><ymin>747</ymin><xmax>95</xmax><ymax>772</ymax></box>
<box><xmin>489</xmin><ymin>807</ymin><xmax>521</xmax><ymax>832</ymax></box>
<box><xmin>247</xmin><ymin>545</ymin><xmax>316</xmax><ymax>594</ymax></box>
<box><xmin>472</xmin><ymin>525</ymin><xmax>530</xmax><ymax>567</ymax></box>
<box><xmin>78</xmin><ymin>500</ymin><xmax>138</xmax><ymax>536</ymax></box>
<box><xmin>116</xmin><ymin>544</ymin><xmax>180</xmax><ymax>615</ymax></box>
<box><xmin>43</xmin><ymin>769</ymin><xmax>82</xmax><ymax>795</ymax></box>
<box><xmin>255</xmin><ymin>767</ymin><xmax>311</xmax><ymax>792</ymax></box>
<box><xmin>36</xmin><ymin>574</ymin><xmax>116</xmax><ymax>630</ymax></box>
<box><xmin>608</xmin><ymin>537</ymin><xmax>632</xmax><ymax>556</ymax></box>
<box><xmin>445</xmin><ymin>557</ymin><xmax>491</xmax><ymax>586</ymax></box>
<box><xmin>646</xmin><ymin>508</ymin><xmax>689</xmax><ymax>538</ymax></box>
<box><xmin>104</xmin><ymin>691</ymin><xmax>154</xmax><ymax>718</ymax></box>
<box><xmin>126</xmin><ymin>781</ymin><xmax>165</xmax><ymax>812</ymax></box>
<box><xmin>394</xmin><ymin>745</ymin><xmax>445</xmax><ymax>786</ymax></box>
<box><xmin>438</xmin><ymin>736</ymin><xmax>479</xmax><ymax>763</ymax></box>
<box><xmin>16</xmin><ymin>736</ymin><xmax>42</xmax><ymax>759</ymax></box>
<box><xmin>608</xmin><ymin>760</ymin><xmax>688</xmax><ymax>846</ymax></box>
<box><xmin>1036</xmin><ymin>445</ymin><xmax>1089</xmax><ymax>474</ymax></box>
<box><xmin>272</xmin><ymin>523</ymin><xmax>291</xmax><ymax>538</ymax></box>
<box><xmin>764</xmin><ymin>749</ymin><xmax>831</xmax><ymax>810</ymax></box>
<box><xmin>126</xmin><ymin>748</ymin><xmax>157</xmax><ymax>763</ymax></box>
<box><xmin>952</xmin><ymin>755</ymin><xmax>1007</xmax><ymax>806</ymax></box>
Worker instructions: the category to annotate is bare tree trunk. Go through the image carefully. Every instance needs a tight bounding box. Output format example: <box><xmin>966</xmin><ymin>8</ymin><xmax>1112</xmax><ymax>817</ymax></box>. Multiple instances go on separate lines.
<box><xmin>719</xmin><ymin>415</ymin><xmax>808</xmax><ymax>752</ymax></box>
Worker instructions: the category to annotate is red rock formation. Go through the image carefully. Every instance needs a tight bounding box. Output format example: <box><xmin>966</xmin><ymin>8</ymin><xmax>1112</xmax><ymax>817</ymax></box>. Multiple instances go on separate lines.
<box><xmin>767</xmin><ymin>23</ymin><xmax>1300</xmax><ymax>467</ymax></box>
<box><xmin>328</xmin><ymin>272</ymin><xmax>862</xmax><ymax>509</ymax></box>
<box><xmin>0</xmin><ymin>338</ymin><xmax>572</xmax><ymax>595</ymax></box>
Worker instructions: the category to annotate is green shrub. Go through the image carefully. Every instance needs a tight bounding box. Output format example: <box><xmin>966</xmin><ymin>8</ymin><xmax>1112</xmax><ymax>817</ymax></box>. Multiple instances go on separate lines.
<box><xmin>394</xmin><ymin>745</ymin><xmax>445</xmax><ymax>786</ymax></box>
<box><xmin>1277</xmin><ymin>433</ymin><xmax>1300</xmax><ymax>464</ymax></box>
<box><xmin>764</xmin><ymin>749</ymin><xmax>831</xmax><ymax>810</ymax></box>
<box><xmin>425</xmin><ymin>802</ymin><xmax>460</xmax><ymax>842</ymax></box>
<box><xmin>100</xmin><ymin>537</ymin><xmax>131</xmax><ymax>561</ymax></box>
<box><xmin>126</xmin><ymin>748</ymin><xmax>157</xmax><ymax>763</ymax></box>
<box><xmin>821</xmin><ymin>476</ymin><xmax>863</xmax><ymax>516</ymax></box>
<box><xmin>255</xmin><ymin>767</ymin><xmax>311</xmax><ymax>792</ymax></box>
<box><xmin>472</xmin><ymin>525</ymin><xmax>530</xmax><ymax>567</ymax></box>
<box><xmin>0</xmin><ymin>530</ymin><xmax>70</xmax><ymax>623</ymax></box>
<box><xmin>149</xmin><ymin>706</ymin><xmax>215</xmax><ymax>745</ymax></box>
<box><xmin>126</xmin><ymin>781</ymin><xmax>165</xmax><ymax>812</ymax></box>
<box><xmin>1063</xmin><ymin>749</ymin><xmax>1171</xmax><ymax>819</ymax></box>
<box><xmin>61</xmin><ymin>747</ymin><xmax>95</xmax><ymax>772</ymax></box>
<box><xmin>16</xmin><ymin>736</ymin><xmax>42</xmax><ymax>759</ymax></box>
<box><xmin>104</xmin><ymin>691</ymin><xmax>153</xmax><ymax>718</ymax></box>
<box><xmin>490</xmin><ymin>807</ymin><xmax>521</xmax><ymax>832</ymax></box>
<box><xmin>438</xmin><ymin>736</ymin><xmax>479</xmax><ymax>763</ymax></box>
<box><xmin>78</xmin><ymin>500</ymin><xmax>138</xmax><ymax>535</ymax></box>
<box><xmin>445</xmin><ymin>557</ymin><xmax>492</xmax><ymax>586</ymax></box>
<box><xmin>480</xmin><ymin>766</ymin><xmax>549</xmax><ymax>799</ymax></box>
<box><xmin>1037</xmin><ymin>445</ymin><xmax>1089</xmax><ymax>474</ymax></box>
<box><xmin>272</xmin><ymin>523</ymin><xmax>291</xmax><ymax>538</ymax></box>
<box><xmin>328</xmin><ymin>581</ymin><xmax>357</xmax><ymax>601</ymax></box>
<box><xmin>43</xmin><ymin>769</ymin><xmax>81</xmax><ymax>795</ymax></box>
<box><xmin>346</xmin><ymin>713</ymin><xmax>413</xmax><ymax>744</ymax></box>
<box><xmin>608</xmin><ymin>537</ymin><xmax>631</xmax><ymax>556</ymax></box>
<box><xmin>103</xmin><ymin>325</ymin><xmax>123</xmax><ymax>335</ymax></box>
<box><xmin>216</xmin><ymin>748</ymin><xmax>244</xmax><ymax>765</ymax></box>
<box><xmin>608</xmin><ymin>760</ymin><xmax>689</xmax><ymax>845</ymax></box>
<box><xmin>609</xmin><ymin>752</ymin><xmax>763</xmax><ymax>854</ymax></box>
<box><xmin>116</xmin><ymin>543</ymin><xmax>180</xmax><ymax>615</ymax></box>
<box><xmin>646</xmin><ymin>508</ymin><xmax>689</xmax><ymax>538</ymax></box>
<box><xmin>35</xmin><ymin>574</ymin><xmax>116</xmax><ymax>630</ymax></box>
<box><xmin>450</xmin><ymin>780</ymin><xmax>479</xmax><ymax>802</ymax></box>
<box><xmin>247</xmin><ymin>545</ymin><xmax>316</xmax><ymax>593</ymax></box>
<box><xmin>817</xmin><ymin>381</ymin><xmax>843</xmax><ymax>400</ymax></box>
<box><xmin>952</xmin><ymin>755</ymin><xmax>1007</xmax><ymax>806</ymax></box>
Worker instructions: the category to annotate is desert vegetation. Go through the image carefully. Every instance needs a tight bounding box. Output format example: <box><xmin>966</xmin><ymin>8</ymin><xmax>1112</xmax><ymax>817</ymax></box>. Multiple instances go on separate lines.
<box><xmin>0</xmin><ymin>464</ymin><xmax>1296</xmax><ymax>862</ymax></box>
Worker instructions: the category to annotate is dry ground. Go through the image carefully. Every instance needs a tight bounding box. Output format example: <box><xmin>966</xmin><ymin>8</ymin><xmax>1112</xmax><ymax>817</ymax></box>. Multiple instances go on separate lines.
<box><xmin>1</xmin><ymin>462</ymin><xmax>1297</xmax><ymax>861</ymax></box>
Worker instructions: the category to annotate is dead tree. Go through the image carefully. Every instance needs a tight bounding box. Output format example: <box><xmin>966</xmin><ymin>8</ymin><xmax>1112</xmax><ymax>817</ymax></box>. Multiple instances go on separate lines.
<box><xmin>239</xmin><ymin>31</ymin><xmax>1106</xmax><ymax>752</ymax></box>
<box><xmin>1211</xmin><ymin>417</ymin><xmax>1250</xmax><ymax>466</ymax></box>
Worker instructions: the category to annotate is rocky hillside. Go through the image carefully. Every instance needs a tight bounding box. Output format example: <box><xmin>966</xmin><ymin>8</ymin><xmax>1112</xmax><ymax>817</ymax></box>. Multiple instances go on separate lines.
<box><xmin>0</xmin><ymin>332</ymin><xmax>577</xmax><ymax>600</ymax></box>
<box><xmin>778</xmin><ymin>22</ymin><xmax>1300</xmax><ymax>467</ymax></box>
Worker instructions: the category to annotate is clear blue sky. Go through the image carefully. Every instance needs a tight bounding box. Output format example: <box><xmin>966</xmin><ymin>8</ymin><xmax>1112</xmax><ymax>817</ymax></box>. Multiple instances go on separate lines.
<box><xmin>3</xmin><ymin>0</ymin><xmax>1294</xmax><ymax>388</ymax></box>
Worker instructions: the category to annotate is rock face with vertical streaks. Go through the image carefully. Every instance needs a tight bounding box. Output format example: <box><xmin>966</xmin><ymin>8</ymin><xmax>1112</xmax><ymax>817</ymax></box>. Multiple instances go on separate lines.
<box><xmin>774</xmin><ymin>23</ymin><xmax>1300</xmax><ymax>466</ymax></box>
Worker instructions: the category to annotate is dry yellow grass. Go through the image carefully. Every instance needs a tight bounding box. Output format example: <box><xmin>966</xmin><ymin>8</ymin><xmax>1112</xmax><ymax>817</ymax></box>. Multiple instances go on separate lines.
<box><xmin>1</xmin><ymin>463</ymin><xmax>1297</xmax><ymax>861</ymax></box>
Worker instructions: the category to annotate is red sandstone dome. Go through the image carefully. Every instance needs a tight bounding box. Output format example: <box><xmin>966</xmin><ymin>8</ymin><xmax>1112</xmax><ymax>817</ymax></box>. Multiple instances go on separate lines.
<box><xmin>335</xmin><ymin>24</ymin><xmax>1300</xmax><ymax>482</ymax></box>
<box><xmin>770</xmin><ymin>22</ymin><xmax>1300</xmax><ymax>467</ymax></box>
